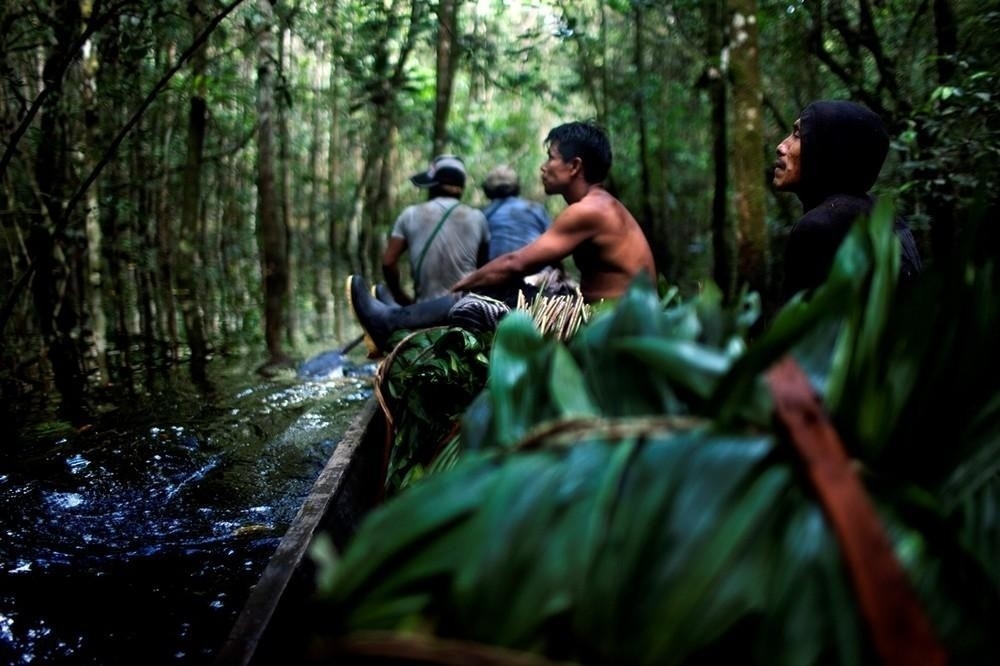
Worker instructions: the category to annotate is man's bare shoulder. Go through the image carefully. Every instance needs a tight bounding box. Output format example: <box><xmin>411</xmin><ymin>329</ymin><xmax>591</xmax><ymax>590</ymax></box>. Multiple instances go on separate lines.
<box><xmin>555</xmin><ymin>188</ymin><xmax>623</xmax><ymax>228</ymax></box>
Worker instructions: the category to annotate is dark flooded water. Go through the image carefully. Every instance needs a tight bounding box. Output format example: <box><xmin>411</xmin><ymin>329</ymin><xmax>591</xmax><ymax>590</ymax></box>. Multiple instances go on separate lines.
<box><xmin>0</xmin><ymin>349</ymin><xmax>375</xmax><ymax>665</ymax></box>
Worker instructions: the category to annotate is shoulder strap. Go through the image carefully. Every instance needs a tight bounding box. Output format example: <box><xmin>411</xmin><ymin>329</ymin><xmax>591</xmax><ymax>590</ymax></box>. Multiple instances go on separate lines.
<box><xmin>413</xmin><ymin>202</ymin><xmax>460</xmax><ymax>287</ymax></box>
<box><xmin>483</xmin><ymin>199</ymin><xmax>504</xmax><ymax>222</ymax></box>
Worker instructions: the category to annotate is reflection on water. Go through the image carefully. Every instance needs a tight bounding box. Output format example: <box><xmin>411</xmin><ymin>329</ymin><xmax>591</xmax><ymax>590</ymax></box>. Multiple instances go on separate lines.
<box><xmin>0</xmin><ymin>352</ymin><xmax>375</xmax><ymax>664</ymax></box>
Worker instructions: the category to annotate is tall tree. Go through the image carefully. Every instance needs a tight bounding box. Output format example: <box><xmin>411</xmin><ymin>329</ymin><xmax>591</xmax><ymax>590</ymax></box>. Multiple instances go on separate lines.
<box><xmin>326</xmin><ymin>9</ymin><xmax>349</xmax><ymax>344</ymax></box>
<box><xmin>178</xmin><ymin>0</ymin><xmax>210</xmax><ymax>366</ymax></box>
<box><xmin>433</xmin><ymin>0</ymin><xmax>459</xmax><ymax>155</ymax></box>
<box><xmin>706</xmin><ymin>0</ymin><xmax>735</xmax><ymax>299</ymax></box>
<box><xmin>256</xmin><ymin>0</ymin><xmax>291</xmax><ymax>370</ymax></box>
<box><xmin>632</xmin><ymin>3</ymin><xmax>656</xmax><ymax>241</ymax></box>
<box><xmin>31</xmin><ymin>0</ymin><xmax>89</xmax><ymax>420</ymax></box>
<box><xmin>728</xmin><ymin>0</ymin><xmax>769</xmax><ymax>306</ymax></box>
<box><xmin>307</xmin><ymin>41</ymin><xmax>332</xmax><ymax>340</ymax></box>
<box><xmin>277</xmin><ymin>10</ymin><xmax>297</xmax><ymax>347</ymax></box>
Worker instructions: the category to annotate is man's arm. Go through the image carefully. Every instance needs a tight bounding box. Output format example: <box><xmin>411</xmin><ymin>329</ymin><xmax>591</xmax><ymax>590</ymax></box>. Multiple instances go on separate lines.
<box><xmin>452</xmin><ymin>205</ymin><xmax>592</xmax><ymax>293</ymax></box>
<box><xmin>381</xmin><ymin>236</ymin><xmax>414</xmax><ymax>305</ymax></box>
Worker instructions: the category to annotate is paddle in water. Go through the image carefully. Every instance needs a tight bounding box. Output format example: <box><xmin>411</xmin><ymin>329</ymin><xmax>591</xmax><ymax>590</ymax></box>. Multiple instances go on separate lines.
<box><xmin>297</xmin><ymin>334</ymin><xmax>365</xmax><ymax>380</ymax></box>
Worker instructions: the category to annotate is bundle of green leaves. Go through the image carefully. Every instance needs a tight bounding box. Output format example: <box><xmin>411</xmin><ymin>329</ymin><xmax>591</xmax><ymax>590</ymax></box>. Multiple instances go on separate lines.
<box><xmin>310</xmin><ymin>201</ymin><xmax>999</xmax><ymax>664</ymax></box>
<box><xmin>377</xmin><ymin>327</ymin><xmax>492</xmax><ymax>495</ymax></box>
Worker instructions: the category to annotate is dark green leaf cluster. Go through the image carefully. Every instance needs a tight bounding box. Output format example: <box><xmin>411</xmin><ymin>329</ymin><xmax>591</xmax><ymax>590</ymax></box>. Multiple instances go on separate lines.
<box><xmin>381</xmin><ymin>327</ymin><xmax>491</xmax><ymax>496</ymax></box>
<box><xmin>459</xmin><ymin>278</ymin><xmax>760</xmax><ymax>455</ymax></box>
<box><xmin>896</xmin><ymin>57</ymin><xmax>1000</xmax><ymax>225</ymax></box>
<box><xmin>313</xmin><ymin>204</ymin><xmax>1000</xmax><ymax>664</ymax></box>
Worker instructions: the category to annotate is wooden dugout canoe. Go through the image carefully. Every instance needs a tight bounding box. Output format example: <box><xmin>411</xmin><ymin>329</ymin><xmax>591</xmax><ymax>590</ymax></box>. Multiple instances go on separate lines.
<box><xmin>217</xmin><ymin>328</ymin><xmax>459</xmax><ymax>665</ymax></box>
<box><xmin>214</xmin><ymin>395</ymin><xmax>386</xmax><ymax>666</ymax></box>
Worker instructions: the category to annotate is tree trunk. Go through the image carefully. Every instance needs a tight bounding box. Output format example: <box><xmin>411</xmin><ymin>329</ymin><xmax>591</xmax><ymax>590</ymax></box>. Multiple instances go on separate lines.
<box><xmin>308</xmin><ymin>42</ymin><xmax>331</xmax><ymax>341</ymax></box>
<box><xmin>178</xmin><ymin>0</ymin><xmax>209</xmax><ymax>366</ymax></box>
<box><xmin>633</xmin><ymin>5</ymin><xmax>657</xmax><ymax>246</ymax></box>
<box><xmin>729</xmin><ymin>0</ymin><xmax>769</xmax><ymax>308</ymax></box>
<box><xmin>433</xmin><ymin>0</ymin><xmax>459</xmax><ymax>155</ymax></box>
<box><xmin>927</xmin><ymin>0</ymin><xmax>960</xmax><ymax>260</ymax></box>
<box><xmin>147</xmin><ymin>39</ymin><xmax>180</xmax><ymax>358</ymax></box>
<box><xmin>32</xmin><ymin>0</ymin><xmax>88</xmax><ymax>422</ymax></box>
<box><xmin>708</xmin><ymin>0</ymin><xmax>735</xmax><ymax>299</ymax></box>
<box><xmin>155</xmin><ymin>67</ymin><xmax>180</xmax><ymax>358</ymax></box>
<box><xmin>327</xmin><ymin>29</ymin><xmax>347</xmax><ymax>344</ymax></box>
<box><xmin>256</xmin><ymin>0</ymin><xmax>291</xmax><ymax>370</ymax></box>
<box><xmin>933</xmin><ymin>0</ymin><xmax>957</xmax><ymax>83</ymax></box>
<box><xmin>278</xmin><ymin>22</ymin><xmax>297</xmax><ymax>347</ymax></box>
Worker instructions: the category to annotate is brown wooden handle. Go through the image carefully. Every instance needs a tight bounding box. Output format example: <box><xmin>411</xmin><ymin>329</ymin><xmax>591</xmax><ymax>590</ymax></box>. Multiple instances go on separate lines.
<box><xmin>766</xmin><ymin>356</ymin><xmax>947</xmax><ymax>666</ymax></box>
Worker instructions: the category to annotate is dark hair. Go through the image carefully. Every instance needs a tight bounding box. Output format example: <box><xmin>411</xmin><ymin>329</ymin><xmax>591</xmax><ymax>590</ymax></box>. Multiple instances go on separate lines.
<box><xmin>427</xmin><ymin>182</ymin><xmax>464</xmax><ymax>199</ymax></box>
<box><xmin>544</xmin><ymin>120</ymin><xmax>612</xmax><ymax>183</ymax></box>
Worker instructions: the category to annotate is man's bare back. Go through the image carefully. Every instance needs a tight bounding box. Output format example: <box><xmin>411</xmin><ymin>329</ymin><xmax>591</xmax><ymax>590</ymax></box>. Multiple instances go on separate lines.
<box><xmin>563</xmin><ymin>188</ymin><xmax>657</xmax><ymax>301</ymax></box>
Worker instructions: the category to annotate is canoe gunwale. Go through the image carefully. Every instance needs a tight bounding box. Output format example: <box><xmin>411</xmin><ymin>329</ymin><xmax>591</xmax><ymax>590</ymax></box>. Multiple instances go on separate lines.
<box><xmin>215</xmin><ymin>395</ymin><xmax>385</xmax><ymax>666</ymax></box>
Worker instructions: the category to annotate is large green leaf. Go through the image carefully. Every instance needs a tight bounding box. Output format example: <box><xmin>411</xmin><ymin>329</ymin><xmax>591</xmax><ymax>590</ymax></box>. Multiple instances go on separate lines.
<box><xmin>547</xmin><ymin>345</ymin><xmax>599</xmax><ymax>418</ymax></box>
<box><xmin>487</xmin><ymin>312</ymin><xmax>558</xmax><ymax>448</ymax></box>
<box><xmin>313</xmin><ymin>427</ymin><xmax>912</xmax><ymax>663</ymax></box>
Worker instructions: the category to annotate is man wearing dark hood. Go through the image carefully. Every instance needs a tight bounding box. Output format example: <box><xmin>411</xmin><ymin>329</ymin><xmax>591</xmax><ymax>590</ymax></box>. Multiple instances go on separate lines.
<box><xmin>772</xmin><ymin>100</ymin><xmax>922</xmax><ymax>302</ymax></box>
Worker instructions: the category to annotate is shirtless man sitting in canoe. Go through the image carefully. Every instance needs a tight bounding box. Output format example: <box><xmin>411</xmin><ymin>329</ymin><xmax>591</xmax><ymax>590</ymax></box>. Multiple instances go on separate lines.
<box><xmin>348</xmin><ymin>119</ymin><xmax>658</xmax><ymax>354</ymax></box>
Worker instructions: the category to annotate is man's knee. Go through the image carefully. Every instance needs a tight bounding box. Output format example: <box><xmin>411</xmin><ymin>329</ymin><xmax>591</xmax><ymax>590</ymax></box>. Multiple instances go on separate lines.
<box><xmin>447</xmin><ymin>293</ymin><xmax>511</xmax><ymax>332</ymax></box>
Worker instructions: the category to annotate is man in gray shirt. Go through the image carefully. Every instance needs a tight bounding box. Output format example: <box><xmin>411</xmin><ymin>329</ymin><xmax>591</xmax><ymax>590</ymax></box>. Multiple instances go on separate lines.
<box><xmin>382</xmin><ymin>155</ymin><xmax>489</xmax><ymax>305</ymax></box>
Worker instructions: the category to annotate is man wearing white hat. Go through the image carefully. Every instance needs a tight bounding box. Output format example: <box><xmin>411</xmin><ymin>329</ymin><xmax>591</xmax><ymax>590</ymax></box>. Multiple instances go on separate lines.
<box><xmin>381</xmin><ymin>154</ymin><xmax>490</xmax><ymax>305</ymax></box>
<box><xmin>481</xmin><ymin>165</ymin><xmax>551</xmax><ymax>260</ymax></box>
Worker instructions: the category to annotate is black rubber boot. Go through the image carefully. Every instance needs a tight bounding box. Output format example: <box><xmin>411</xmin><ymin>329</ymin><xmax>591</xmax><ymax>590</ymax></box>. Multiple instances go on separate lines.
<box><xmin>373</xmin><ymin>283</ymin><xmax>399</xmax><ymax>307</ymax></box>
<box><xmin>347</xmin><ymin>275</ymin><xmax>458</xmax><ymax>355</ymax></box>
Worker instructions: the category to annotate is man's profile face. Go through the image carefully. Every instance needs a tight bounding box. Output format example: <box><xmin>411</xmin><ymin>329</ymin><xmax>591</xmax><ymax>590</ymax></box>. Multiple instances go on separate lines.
<box><xmin>540</xmin><ymin>143</ymin><xmax>573</xmax><ymax>195</ymax></box>
<box><xmin>772</xmin><ymin>118</ymin><xmax>802</xmax><ymax>190</ymax></box>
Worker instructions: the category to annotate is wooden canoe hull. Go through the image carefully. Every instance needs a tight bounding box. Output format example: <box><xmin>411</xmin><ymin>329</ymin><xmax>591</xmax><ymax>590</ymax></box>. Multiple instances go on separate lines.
<box><xmin>215</xmin><ymin>395</ymin><xmax>386</xmax><ymax>665</ymax></box>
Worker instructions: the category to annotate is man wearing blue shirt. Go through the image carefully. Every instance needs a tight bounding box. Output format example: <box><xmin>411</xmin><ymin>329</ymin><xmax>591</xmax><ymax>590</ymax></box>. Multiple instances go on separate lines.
<box><xmin>480</xmin><ymin>165</ymin><xmax>551</xmax><ymax>260</ymax></box>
